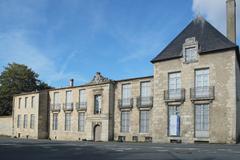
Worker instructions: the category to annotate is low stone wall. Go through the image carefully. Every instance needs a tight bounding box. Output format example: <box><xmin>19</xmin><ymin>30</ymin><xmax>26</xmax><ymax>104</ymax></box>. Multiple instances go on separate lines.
<box><xmin>0</xmin><ymin>116</ymin><xmax>12</xmax><ymax>136</ymax></box>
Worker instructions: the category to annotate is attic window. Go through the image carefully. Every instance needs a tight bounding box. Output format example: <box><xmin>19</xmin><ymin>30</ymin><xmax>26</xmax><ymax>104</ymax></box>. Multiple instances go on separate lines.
<box><xmin>185</xmin><ymin>47</ymin><xmax>197</xmax><ymax>62</ymax></box>
<box><xmin>183</xmin><ymin>37</ymin><xmax>198</xmax><ymax>63</ymax></box>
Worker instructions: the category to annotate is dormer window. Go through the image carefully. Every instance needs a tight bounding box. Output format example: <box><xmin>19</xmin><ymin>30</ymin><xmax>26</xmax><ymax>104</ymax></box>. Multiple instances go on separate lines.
<box><xmin>183</xmin><ymin>37</ymin><xmax>199</xmax><ymax>63</ymax></box>
<box><xmin>185</xmin><ymin>47</ymin><xmax>197</xmax><ymax>62</ymax></box>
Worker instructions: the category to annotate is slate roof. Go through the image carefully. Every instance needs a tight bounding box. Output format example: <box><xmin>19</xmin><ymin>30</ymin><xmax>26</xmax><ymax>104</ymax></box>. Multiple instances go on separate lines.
<box><xmin>151</xmin><ymin>17</ymin><xmax>238</xmax><ymax>63</ymax></box>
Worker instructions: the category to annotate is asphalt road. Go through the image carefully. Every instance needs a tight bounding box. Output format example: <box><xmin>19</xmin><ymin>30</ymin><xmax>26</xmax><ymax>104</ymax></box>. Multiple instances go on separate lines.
<box><xmin>0</xmin><ymin>137</ymin><xmax>240</xmax><ymax>160</ymax></box>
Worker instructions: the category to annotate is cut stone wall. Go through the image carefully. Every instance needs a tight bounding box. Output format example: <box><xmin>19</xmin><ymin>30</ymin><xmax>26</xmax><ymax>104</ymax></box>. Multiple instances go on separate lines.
<box><xmin>0</xmin><ymin>116</ymin><xmax>12</xmax><ymax>136</ymax></box>
<box><xmin>152</xmin><ymin>49</ymin><xmax>237</xmax><ymax>144</ymax></box>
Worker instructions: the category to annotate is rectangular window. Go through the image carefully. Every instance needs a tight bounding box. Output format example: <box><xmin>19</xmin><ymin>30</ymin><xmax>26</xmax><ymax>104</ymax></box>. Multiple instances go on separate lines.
<box><xmin>18</xmin><ymin>98</ymin><xmax>22</xmax><ymax>109</ymax></box>
<box><xmin>30</xmin><ymin>114</ymin><xmax>35</xmax><ymax>129</ymax></box>
<box><xmin>65</xmin><ymin>91</ymin><xmax>73</xmax><ymax>109</ymax></box>
<box><xmin>168</xmin><ymin>72</ymin><xmax>181</xmax><ymax>99</ymax></box>
<box><xmin>79</xmin><ymin>90</ymin><xmax>86</xmax><ymax>104</ymax></box>
<box><xmin>54</xmin><ymin>92</ymin><xmax>60</xmax><ymax>104</ymax></box>
<box><xmin>121</xmin><ymin>111</ymin><xmax>130</xmax><ymax>132</ymax></box>
<box><xmin>185</xmin><ymin>47</ymin><xmax>197</xmax><ymax>62</ymax></box>
<box><xmin>140</xmin><ymin>82</ymin><xmax>151</xmax><ymax>105</ymax></box>
<box><xmin>31</xmin><ymin>96</ymin><xmax>35</xmax><ymax>108</ymax></box>
<box><xmin>168</xmin><ymin>106</ymin><xmax>180</xmax><ymax>136</ymax></box>
<box><xmin>94</xmin><ymin>95</ymin><xmax>102</xmax><ymax>114</ymax></box>
<box><xmin>122</xmin><ymin>84</ymin><xmax>132</xmax><ymax>106</ymax></box>
<box><xmin>17</xmin><ymin>115</ymin><xmax>21</xmax><ymax>128</ymax></box>
<box><xmin>78</xmin><ymin>112</ymin><xmax>85</xmax><ymax>132</ymax></box>
<box><xmin>195</xmin><ymin>104</ymin><xmax>209</xmax><ymax>138</ymax></box>
<box><xmin>140</xmin><ymin>111</ymin><xmax>149</xmax><ymax>133</ymax></box>
<box><xmin>65</xmin><ymin>113</ymin><xmax>71</xmax><ymax>131</ymax></box>
<box><xmin>195</xmin><ymin>69</ymin><xmax>209</xmax><ymax>97</ymax></box>
<box><xmin>25</xmin><ymin>97</ymin><xmax>28</xmax><ymax>108</ymax></box>
<box><xmin>23</xmin><ymin>114</ymin><xmax>28</xmax><ymax>128</ymax></box>
<box><xmin>52</xmin><ymin>113</ymin><xmax>58</xmax><ymax>130</ymax></box>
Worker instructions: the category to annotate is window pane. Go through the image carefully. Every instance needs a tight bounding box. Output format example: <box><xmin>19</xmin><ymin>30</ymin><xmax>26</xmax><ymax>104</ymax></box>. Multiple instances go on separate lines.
<box><xmin>23</xmin><ymin>114</ymin><xmax>28</xmax><ymax>128</ymax></box>
<box><xmin>17</xmin><ymin>115</ymin><xmax>21</xmax><ymax>128</ymax></box>
<box><xmin>79</xmin><ymin>90</ymin><xmax>86</xmax><ymax>103</ymax></box>
<box><xmin>140</xmin><ymin>111</ymin><xmax>149</xmax><ymax>133</ymax></box>
<box><xmin>185</xmin><ymin>47</ymin><xmax>197</xmax><ymax>62</ymax></box>
<box><xmin>78</xmin><ymin>112</ymin><xmax>85</xmax><ymax>132</ymax></box>
<box><xmin>52</xmin><ymin>113</ymin><xmax>58</xmax><ymax>130</ymax></box>
<box><xmin>65</xmin><ymin>113</ymin><xmax>71</xmax><ymax>131</ymax></box>
<box><xmin>30</xmin><ymin>114</ymin><xmax>35</xmax><ymax>129</ymax></box>
<box><xmin>94</xmin><ymin>95</ymin><xmax>102</xmax><ymax>114</ymax></box>
<box><xmin>25</xmin><ymin>97</ymin><xmax>28</xmax><ymax>108</ymax></box>
<box><xmin>54</xmin><ymin>92</ymin><xmax>60</xmax><ymax>104</ymax></box>
<box><xmin>195</xmin><ymin>104</ymin><xmax>209</xmax><ymax>137</ymax></box>
<box><xmin>66</xmin><ymin>91</ymin><xmax>73</xmax><ymax>104</ymax></box>
<box><xmin>31</xmin><ymin>96</ymin><xmax>35</xmax><ymax>108</ymax></box>
<box><xmin>122</xmin><ymin>84</ymin><xmax>131</xmax><ymax>106</ymax></box>
<box><xmin>168</xmin><ymin>106</ymin><xmax>180</xmax><ymax>136</ymax></box>
<box><xmin>121</xmin><ymin>112</ymin><xmax>130</xmax><ymax>132</ymax></box>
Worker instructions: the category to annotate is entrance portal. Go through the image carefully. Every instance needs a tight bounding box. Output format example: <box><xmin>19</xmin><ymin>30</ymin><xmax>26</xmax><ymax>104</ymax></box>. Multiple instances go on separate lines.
<box><xmin>93</xmin><ymin>124</ymin><xmax>101</xmax><ymax>141</ymax></box>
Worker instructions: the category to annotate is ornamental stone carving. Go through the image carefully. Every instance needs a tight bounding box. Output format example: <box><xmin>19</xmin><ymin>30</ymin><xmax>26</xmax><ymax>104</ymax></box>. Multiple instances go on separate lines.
<box><xmin>88</xmin><ymin>72</ymin><xmax>110</xmax><ymax>84</ymax></box>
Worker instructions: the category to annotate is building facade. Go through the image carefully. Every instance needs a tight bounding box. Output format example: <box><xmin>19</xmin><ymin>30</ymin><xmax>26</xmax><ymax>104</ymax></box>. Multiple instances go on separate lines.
<box><xmin>11</xmin><ymin>1</ymin><xmax>240</xmax><ymax>144</ymax></box>
<box><xmin>13</xmin><ymin>91</ymin><xmax>48</xmax><ymax>139</ymax></box>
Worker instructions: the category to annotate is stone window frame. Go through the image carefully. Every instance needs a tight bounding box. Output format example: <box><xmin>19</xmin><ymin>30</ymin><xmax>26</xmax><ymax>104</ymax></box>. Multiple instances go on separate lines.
<box><xmin>52</xmin><ymin>113</ymin><xmax>58</xmax><ymax>130</ymax></box>
<box><xmin>121</xmin><ymin>83</ymin><xmax>132</xmax><ymax>106</ymax></box>
<box><xmin>139</xmin><ymin>110</ymin><xmax>150</xmax><ymax>133</ymax></box>
<box><xmin>167</xmin><ymin>105</ymin><xmax>181</xmax><ymax>137</ymax></box>
<box><xmin>31</xmin><ymin>96</ymin><xmax>35</xmax><ymax>108</ymax></box>
<box><xmin>194</xmin><ymin>104</ymin><xmax>210</xmax><ymax>138</ymax></box>
<box><xmin>78</xmin><ymin>112</ymin><xmax>85</xmax><ymax>132</ymax></box>
<box><xmin>18</xmin><ymin>98</ymin><xmax>21</xmax><ymax>109</ymax></box>
<box><xmin>120</xmin><ymin>111</ymin><xmax>130</xmax><ymax>133</ymax></box>
<box><xmin>24</xmin><ymin>97</ymin><xmax>28</xmax><ymax>108</ymax></box>
<box><xmin>30</xmin><ymin>114</ymin><xmax>35</xmax><ymax>129</ymax></box>
<box><xmin>23</xmin><ymin>114</ymin><xmax>28</xmax><ymax>129</ymax></box>
<box><xmin>79</xmin><ymin>89</ymin><xmax>87</xmax><ymax>105</ymax></box>
<box><xmin>64</xmin><ymin>112</ymin><xmax>71</xmax><ymax>131</ymax></box>
<box><xmin>182</xmin><ymin>37</ymin><xmax>199</xmax><ymax>64</ymax></box>
<box><xmin>17</xmin><ymin>115</ymin><xmax>21</xmax><ymax>128</ymax></box>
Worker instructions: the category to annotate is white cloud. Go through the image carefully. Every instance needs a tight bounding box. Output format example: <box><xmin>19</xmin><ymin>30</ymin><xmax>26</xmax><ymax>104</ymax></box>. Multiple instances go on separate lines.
<box><xmin>0</xmin><ymin>30</ymin><xmax>86</xmax><ymax>87</ymax></box>
<box><xmin>192</xmin><ymin>0</ymin><xmax>240</xmax><ymax>39</ymax></box>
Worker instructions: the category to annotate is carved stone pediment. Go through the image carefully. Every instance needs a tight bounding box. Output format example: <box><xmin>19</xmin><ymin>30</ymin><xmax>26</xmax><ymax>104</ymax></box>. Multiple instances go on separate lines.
<box><xmin>88</xmin><ymin>72</ymin><xmax>111</xmax><ymax>84</ymax></box>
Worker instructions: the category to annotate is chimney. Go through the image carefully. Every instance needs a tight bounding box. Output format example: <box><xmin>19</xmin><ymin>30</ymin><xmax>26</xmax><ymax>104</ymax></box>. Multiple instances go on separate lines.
<box><xmin>226</xmin><ymin>0</ymin><xmax>236</xmax><ymax>43</ymax></box>
<box><xmin>69</xmin><ymin>79</ymin><xmax>74</xmax><ymax>87</ymax></box>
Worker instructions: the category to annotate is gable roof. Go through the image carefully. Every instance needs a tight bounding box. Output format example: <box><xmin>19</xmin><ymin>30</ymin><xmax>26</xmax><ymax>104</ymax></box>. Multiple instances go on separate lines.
<box><xmin>151</xmin><ymin>17</ymin><xmax>238</xmax><ymax>63</ymax></box>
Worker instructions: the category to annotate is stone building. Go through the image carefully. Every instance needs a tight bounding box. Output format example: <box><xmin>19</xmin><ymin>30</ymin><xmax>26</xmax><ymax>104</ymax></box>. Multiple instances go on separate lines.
<box><xmin>11</xmin><ymin>0</ymin><xmax>240</xmax><ymax>143</ymax></box>
<box><xmin>12</xmin><ymin>91</ymin><xmax>48</xmax><ymax>139</ymax></box>
<box><xmin>48</xmin><ymin>73</ymin><xmax>115</xmax><ymax>141</ymax></box>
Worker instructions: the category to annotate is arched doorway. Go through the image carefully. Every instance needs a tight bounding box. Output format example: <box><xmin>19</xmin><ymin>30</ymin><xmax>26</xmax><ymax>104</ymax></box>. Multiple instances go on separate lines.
<box><xmin>93</xmin><ymin>124</ymin><xmax>101</xmax><ymax>142</ymax></box>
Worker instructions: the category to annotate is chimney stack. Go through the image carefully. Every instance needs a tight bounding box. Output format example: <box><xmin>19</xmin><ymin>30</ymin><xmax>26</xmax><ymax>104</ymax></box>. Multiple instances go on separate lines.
<box><xmin>226</xmin><ymin>0</ymin><xmax>236</xmax><ymax>43</ymax></box>
<box><xmin>69</xmin><ymin>79</ymin><xmax>74</xmax><ymax>87</ymax></box>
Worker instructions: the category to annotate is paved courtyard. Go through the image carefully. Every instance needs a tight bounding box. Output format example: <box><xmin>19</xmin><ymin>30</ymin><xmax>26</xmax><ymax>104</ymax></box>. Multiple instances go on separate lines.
<box><xmin>1</xmin><ymin>137</ymin><xmax>240</xmax><ymax>160</ymax></box>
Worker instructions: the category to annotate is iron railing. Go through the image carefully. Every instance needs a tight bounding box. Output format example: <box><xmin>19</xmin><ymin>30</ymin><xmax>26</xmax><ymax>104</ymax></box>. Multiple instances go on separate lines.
<box><xmin>190</xmin><ymin>86</ymin><xmax>215</xmax><ymax>100</ymax></box>
<box><xmin>63</xmin><ymin>103</ymin><xmax>74</xmax><ymax>111</ymax></box>
<box><xmin>164</xmin><ymin>89</ymin><xmax>185</xmax><ymax>102</ymax></box>
<box><xmin>118</xmin><ymin>98</ymin><xmax>133</xmax><ymax>109</ymax></box>
<box><xmin>50</xmin><ymin>103</ymin><xmax>61</xmax><ymax>112</ymax></box>
<box><xmin>76</xmin><ymin>102</ymin><xmax>87</xmax><ymax>111</ymax></box>
<box><xmin>136</xmin><ymin>96</ymin><xmax>153</xmax><ymax>108</ymax></box>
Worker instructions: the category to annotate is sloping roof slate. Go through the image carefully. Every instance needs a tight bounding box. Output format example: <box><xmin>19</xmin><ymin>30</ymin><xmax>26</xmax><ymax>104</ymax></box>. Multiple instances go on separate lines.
<box><xmin>151</xmin><ymin>17</ymin><xmax>238</xmax><ymax>63</ymax></box>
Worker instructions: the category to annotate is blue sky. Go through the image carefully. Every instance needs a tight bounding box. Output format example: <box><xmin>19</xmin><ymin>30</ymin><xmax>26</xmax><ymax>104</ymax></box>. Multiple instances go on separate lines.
<box><xmin>0</xmin><ymin>0</ymin><xmax>239</xmax><ymax>87</ymax></box>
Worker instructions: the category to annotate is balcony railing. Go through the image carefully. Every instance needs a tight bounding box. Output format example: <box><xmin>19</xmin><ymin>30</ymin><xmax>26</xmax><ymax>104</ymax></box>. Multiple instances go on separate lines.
<box><xmin>137</xmin><ymin>96</ymin><xmax>153</xmax><ymax>108</ymax></box>
<box><xmin>190</xmin><ymin>86</ymin><xmax>215</xmax><ymax>101</ymax></box>
<box><xmin>76</xmin><ymin>102</ymin><xmax>87</xmax><ymax>111</ymax></box>
<box><xmin>164</xmin><ymin>89</ymin><xmax>185</xmax><ymax>102</ymax></box>
<box><xmin>118</xmin><ymin>98</ymin><xmax>133</xmax><ymax>109</ymax></box>
<box><xmin>63</xmin><ymin>103</ymin><xmax>74</xmax><ymax>111</ymax></box>
<box><xmin>50</xmin><ymin>103</ymin><xmax>61</xmax><ymax>112</ymax></box>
